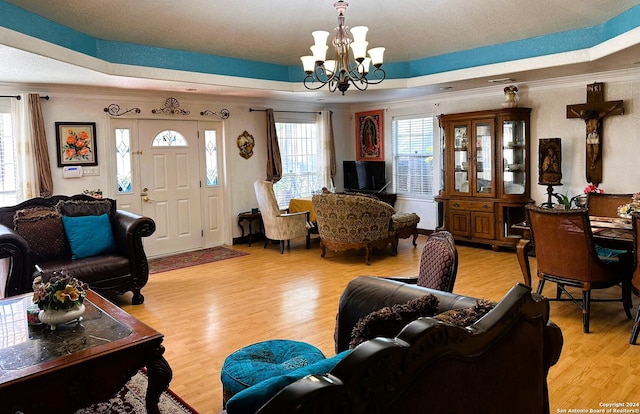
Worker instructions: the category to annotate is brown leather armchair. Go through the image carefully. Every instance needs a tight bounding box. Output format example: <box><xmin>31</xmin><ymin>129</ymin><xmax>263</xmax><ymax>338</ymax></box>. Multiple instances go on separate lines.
<box><xmin>0</xmin><ymin>195</ymin><xmax>155</xmax><ymax>304</ymax></box>
<box><xmin>526</xmin><ymin>205</ymin><xmax>632</xmax><ymax>333</ymax></box>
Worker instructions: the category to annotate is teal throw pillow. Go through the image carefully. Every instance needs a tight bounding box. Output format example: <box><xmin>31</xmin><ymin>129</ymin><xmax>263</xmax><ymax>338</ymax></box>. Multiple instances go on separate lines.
<box><xmin>62</xmin><ymin>214</ymin><xmax>116</xmax><ymax>259</ymax></box>
<box><xmin>225</xmin><ymin>350</ymin><xmax>351</xmax><ymax>414</ymax></box>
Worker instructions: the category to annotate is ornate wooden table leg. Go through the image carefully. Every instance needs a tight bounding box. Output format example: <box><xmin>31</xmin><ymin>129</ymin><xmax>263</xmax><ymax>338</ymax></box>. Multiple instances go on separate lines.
<box><xmin>516</xmin><ymin>238</ymin><xmax>533</xmax><ymax>287</ymax></box>
<box><xmin>145</xmin><ymin>344</ymin><xmax>173</xmax><ymax>414</ymax></box>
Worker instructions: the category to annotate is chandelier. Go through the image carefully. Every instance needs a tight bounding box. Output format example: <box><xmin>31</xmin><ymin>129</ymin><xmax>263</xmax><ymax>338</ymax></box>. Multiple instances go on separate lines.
<box><xmin>300</xmin><ymin>1</ymin><xmax>385</xmax><ymax>94</ymax></box>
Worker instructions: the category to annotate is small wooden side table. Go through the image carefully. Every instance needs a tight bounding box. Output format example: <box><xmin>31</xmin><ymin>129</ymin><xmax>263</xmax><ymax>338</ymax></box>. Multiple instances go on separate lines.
<box><xmin>237</xmin><ymin>211</ymin><xmax>263</xmax><ymax>246</ymax></box>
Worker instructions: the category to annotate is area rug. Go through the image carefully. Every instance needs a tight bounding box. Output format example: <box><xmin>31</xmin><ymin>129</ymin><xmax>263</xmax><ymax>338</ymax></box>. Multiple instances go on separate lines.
<box><xmin>149</xmin><ymin>246</ymin><xmax>249</xmax><ymax>274</ymax></box>
<box><xmin>75</xmin><ymin>369</ymin><xmax>198</xmax><ymax>414</ymax></box>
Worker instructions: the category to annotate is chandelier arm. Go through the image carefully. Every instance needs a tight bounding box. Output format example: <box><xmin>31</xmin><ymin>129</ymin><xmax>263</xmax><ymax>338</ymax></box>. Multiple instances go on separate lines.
<box><xmin>344</xmin><ymin>63</ymin><xmax>366</xmax><ymax>82</ymax></box>
<box><xmin>303</xmin><ymin>74</ymin><xmax>330</xmax><ymax>91</ymax></box>
<box><xmin>311</xmin><ymin>66</ymin><xmax>324</xmax><ymax>82</ymax></box>
<box><xmin>349</xmin><ymin>78</ymin><xmax>369</xmax><ymax>91</ymax></box>
<box><xmin>328</xmin><ymin>76</ymin><xmax>340</xmax><ymax>93</ymax></box>
<box><xmin>364</xmin><ymin>67</ymin><xmax>386</xmax><ymax>85</ymax></box>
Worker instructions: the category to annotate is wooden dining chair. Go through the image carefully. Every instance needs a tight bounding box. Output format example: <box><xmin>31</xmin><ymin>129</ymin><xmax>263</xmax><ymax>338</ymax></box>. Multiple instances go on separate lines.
<box><xmin>586</xmin><ymin>192</ymin><xmax>634</xmax><ymax>218</ymax></box>
<box><xmin>630</xmin><ymin>212</ymin><xmax>640</xmax><ymax>344</ymax></box>
<box><xmin>526</xmin><ymin>205</ymin><xmax>633</xmax><ymax>333</ymax></box>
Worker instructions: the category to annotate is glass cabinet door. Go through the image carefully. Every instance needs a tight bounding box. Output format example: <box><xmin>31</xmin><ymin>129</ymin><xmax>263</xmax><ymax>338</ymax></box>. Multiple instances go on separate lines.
<box><xmin>475</xmin><ymin>122</ymin><xmax>493</xmax><ymax>195</ymax></box>
<box><xmin>453</xmin><ymin>124</ymin><xmax>469</xmax><ymax>193</ymax></box>
<box><xmin>502</xmin><ymin>119</ymin><xmax>527</xmax><ymax>195</ymax></box>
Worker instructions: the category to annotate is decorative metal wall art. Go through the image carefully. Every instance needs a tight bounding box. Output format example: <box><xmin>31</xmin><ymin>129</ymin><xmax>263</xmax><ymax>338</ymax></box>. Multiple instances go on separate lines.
<box><xmin>152</xmin><ymin>97</ymin><xmax>190</xmax><ymax>115</ymax></box>
<box><xmin>103</xmin><ymin>103</ymin><xmax>141</xmax><ymax>117</ymax></box>
<box><xmin>200</xmin><ymin>108</ymin><xmax>230</xmax><ymax>119</ymax></box>
<box><xmin>104</xmin><ymin>99</ymin><xmax>231</xmax><ymax>119</ymax></box>
<box><xmin>237</xmin><ymin>131</ymin><xmax>255</xmax><ymax>159</ymax></box>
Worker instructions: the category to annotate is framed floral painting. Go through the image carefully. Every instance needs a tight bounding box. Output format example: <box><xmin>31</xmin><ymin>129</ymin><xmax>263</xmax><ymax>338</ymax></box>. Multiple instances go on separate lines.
<box><xmin>55</xmin><ymin>122</ymin><xmax>98</xmax><ymax>167</ymax></box>
<box><xmin>355</xmin><ymin>109</ymin><xmax>383</xmax><ymax>161</ymax></box>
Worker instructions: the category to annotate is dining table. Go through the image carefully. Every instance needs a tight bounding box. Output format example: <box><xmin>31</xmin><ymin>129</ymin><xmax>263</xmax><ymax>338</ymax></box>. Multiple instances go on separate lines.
<box><xmin>514</xmin><ymin>216</ymin><xmax>633</xmax><ymax>287</ymax></box>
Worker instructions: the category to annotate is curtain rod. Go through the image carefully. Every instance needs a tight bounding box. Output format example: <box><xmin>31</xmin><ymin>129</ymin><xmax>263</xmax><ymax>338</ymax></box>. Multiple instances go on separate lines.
<box><xmin>0</xmin><ymin>95</ymin><xmax>50</xmax><ymax>100</ymax></box>
<box><xmin>249</xmin><ymin>108</ymin><xmax>320</xmax><ymax>114</ymax></box>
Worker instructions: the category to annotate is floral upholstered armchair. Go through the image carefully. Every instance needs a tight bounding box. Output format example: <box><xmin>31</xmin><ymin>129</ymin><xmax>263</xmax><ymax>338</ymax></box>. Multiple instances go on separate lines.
<box><xmin>312</xmin><ymin>193</ymin><xmax>419</xmax><ymax>265</ymax></box>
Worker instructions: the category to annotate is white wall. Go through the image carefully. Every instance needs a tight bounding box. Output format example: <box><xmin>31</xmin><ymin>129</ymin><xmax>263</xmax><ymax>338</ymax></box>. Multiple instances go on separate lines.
<box><xmin>2</xmin><ymin>68</ymin><xmax>639</xmax><ymax>244</ymax></box>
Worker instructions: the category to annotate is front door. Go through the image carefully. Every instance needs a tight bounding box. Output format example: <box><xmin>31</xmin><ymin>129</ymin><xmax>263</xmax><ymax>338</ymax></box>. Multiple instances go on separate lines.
<box><xmin>138</xmin><ymin>120</ymin><xmax>202</xmax><ymax>257</ymax></box>
<box><xmin>112</xmin><ymin>118</ymin><xmax>225</xmax><ymax>257</ymax></box>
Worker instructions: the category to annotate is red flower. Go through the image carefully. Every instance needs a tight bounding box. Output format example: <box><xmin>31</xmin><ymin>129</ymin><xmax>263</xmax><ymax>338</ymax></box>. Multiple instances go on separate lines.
<box><xmin>584</xmin><ymin>184</ymin><xmax>603</xmax><ymax>194</ymax></box>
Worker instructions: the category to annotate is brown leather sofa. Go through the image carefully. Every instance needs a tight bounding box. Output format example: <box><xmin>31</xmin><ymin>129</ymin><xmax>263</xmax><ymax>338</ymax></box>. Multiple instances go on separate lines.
<box><xmin>0</xmin><ymin>194</ymin><xmax>155</xmax><ymax>304</ymax></box>
<box><xmin>255</xmin><ymin>277</ymin><xmax>563</xmax><ymax>414</ymax></box>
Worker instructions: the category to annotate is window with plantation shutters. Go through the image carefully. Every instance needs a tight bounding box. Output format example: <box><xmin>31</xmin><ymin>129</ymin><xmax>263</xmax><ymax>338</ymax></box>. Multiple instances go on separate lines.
<box><xmin>392</xmin><ymin>116</ymin><xmax>434</xmax><ymax>197</ymax></box>
<box><xmin>273</xmin><ymin>122</ymin><xmax>320</xmax><ymax>208</ymax></box>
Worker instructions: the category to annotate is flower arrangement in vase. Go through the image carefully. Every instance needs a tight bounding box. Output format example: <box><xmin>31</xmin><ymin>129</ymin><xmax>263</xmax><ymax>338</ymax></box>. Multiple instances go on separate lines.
<box><xmin>502</xmin><ymin>85</ymin><xmax>518</xmax><ymax>108</ymax></box>
<box><xmin>584</xmin><ymin>184</ymin><xmax>604</xmax><ymax>194</ymax></box>
<box><xmin>617</xmin><ymin>192</ymin><xmax>640</xmax><ymax>219</ymax></box>
<box><xmin>82</xmin><ymin>188</ymin><xmax>103</xmax><ymax>199</ymax></box>
<box><xmin>574</xmin><ymin>183</ymin><xmax>605</xmax><ymax>208</ymax></box>
<box><xmin>543</xmin><ymin>184</ymin><xmax>604</xmax><ymax>209</ymax></box>
<box><xmin>32</xmin><ymin>271</ymin><xmax>87</xmax><ymax>330</ymax></box>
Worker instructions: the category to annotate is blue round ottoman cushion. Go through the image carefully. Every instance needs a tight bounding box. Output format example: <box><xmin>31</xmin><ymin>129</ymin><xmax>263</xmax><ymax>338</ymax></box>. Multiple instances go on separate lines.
<box><xmin>221</xmin><ymin>339</ymin><xmax>326</xmax><ymax>405</ymax></box>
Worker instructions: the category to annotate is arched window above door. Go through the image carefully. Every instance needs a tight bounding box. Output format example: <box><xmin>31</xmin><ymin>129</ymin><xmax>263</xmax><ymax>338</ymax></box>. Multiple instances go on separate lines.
<box><xmin>152</xmin><ymin>130</ymin><xmax>188</xmax><ymax>147</ymax></box>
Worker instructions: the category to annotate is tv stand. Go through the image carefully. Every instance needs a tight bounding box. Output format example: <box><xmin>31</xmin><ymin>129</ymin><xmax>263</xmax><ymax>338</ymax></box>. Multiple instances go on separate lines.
<box><xmin>376</xmin><ymin>192</ymin><xmax>397</xmax><ymax>207</ymax></box>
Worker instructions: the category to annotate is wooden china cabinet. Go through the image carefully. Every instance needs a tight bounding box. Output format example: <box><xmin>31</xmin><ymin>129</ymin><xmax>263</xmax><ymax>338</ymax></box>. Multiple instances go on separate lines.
<box><xmin>435</xmin><ymin>107</ymin><xmax>532</xmax><ymax>250</ymax></box>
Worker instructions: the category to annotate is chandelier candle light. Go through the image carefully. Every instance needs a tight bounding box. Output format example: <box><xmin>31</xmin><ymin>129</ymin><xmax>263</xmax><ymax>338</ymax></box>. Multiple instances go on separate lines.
<box><xmin>301</xmin><ymin>1</ymin><xmax>385</xmax><ymax>94</ymax></box>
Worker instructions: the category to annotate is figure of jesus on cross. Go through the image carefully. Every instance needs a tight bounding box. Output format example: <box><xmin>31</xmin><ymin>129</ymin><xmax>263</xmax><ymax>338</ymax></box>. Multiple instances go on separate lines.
<box><xmin>566</xmin><ymin>82</ymin><xmax>623</xmax><ymax>186</ymax></box>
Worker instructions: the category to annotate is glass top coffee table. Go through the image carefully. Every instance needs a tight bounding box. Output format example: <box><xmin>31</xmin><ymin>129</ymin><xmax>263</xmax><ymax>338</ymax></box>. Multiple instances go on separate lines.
<box><xmin>0</xmin><ymin>290</ymin><xmax>171</xmax><ymax>414</ymax></box>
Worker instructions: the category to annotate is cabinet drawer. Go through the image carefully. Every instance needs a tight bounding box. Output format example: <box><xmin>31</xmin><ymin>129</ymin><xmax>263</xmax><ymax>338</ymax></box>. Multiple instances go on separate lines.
<box><xmin>450</xmin><ymin>200</ymin><xmax>494</xmax><ymax>212</ymax></box>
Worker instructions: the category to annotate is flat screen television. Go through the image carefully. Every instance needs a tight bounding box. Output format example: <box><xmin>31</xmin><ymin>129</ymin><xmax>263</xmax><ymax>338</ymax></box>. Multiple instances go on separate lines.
<box><xmin>343</xmin><ymin>160</ymin><xmax>388</xmax><ymax>193</ymax></box>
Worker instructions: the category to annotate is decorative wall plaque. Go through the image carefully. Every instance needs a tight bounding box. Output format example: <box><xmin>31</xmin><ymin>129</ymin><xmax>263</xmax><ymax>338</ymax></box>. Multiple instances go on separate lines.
<box><xmin>237</xmin><ymin>131</ymin><xmax>255</xmax><ymax>159</ymax></box>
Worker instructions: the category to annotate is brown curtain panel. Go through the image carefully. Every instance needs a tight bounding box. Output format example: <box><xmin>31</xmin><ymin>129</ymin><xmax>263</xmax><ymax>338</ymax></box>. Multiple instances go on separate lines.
<box><xmin>28</xmin><ymin>93</ymin><xmax>54</xmax><ymax>197</ymax></box>
<box><xmin>266</xmin><ymin>108</ymin><xmax>282</xmax><ymax>182</ymax></box>
<box><xmin>328</xmin><ymin>110</ymin><xmax>337</xmax><ymax>187</ymax></box>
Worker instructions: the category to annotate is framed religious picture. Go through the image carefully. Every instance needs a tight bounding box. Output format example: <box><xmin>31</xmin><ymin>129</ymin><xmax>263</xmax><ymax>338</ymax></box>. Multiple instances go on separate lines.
<box><xmin>55</xmin><ymin>122</ymin><xmax>98</xmax><ymax>167</ymax></box>
<box><xmin>538</xmin><ymin>138</ymin><xmax>562</xmax><ymax>186</ymax></box>
<box><xmin>355</xmin><ymin>109</ymin><xmax>383</xmax><ymax>161</ymax></box>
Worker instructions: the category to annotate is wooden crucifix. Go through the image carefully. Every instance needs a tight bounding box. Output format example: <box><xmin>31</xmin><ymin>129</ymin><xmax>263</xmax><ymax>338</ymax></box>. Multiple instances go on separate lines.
<box><xmin>566</xmin><ymin>82</ymin><xmax>623</xmax><ymax>186</ymax></box>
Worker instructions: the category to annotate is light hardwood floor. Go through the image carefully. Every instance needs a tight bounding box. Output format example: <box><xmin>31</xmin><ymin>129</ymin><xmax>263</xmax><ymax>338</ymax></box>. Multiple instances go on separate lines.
<box><xmin>117</xmin><ymin>235</ymin><xmax>640</xmax><ymax>414</ymax></box>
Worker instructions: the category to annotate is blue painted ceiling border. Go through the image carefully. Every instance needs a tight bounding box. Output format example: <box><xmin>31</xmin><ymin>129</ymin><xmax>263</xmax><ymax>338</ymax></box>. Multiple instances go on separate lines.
<box><xmin>1</xmin><ymin>1</ymin><xmax>638</xmax><ymax>83</ymax></box>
